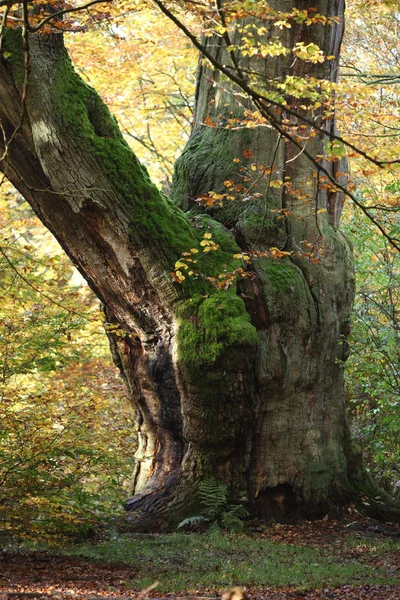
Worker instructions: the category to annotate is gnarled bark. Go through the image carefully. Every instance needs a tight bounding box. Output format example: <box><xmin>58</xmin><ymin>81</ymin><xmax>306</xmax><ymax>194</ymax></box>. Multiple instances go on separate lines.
<box><xmin>170</xmin><ymin>0</ymin><xmax>357</xmax><ymax>521</ymax></box>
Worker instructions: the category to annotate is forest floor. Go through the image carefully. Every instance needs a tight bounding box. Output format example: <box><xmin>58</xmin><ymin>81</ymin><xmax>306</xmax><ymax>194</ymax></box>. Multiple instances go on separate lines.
<box><xmin>1</xmin><ymin>515</ymin><xmax>399</xmax><ymax>600</ymax></box>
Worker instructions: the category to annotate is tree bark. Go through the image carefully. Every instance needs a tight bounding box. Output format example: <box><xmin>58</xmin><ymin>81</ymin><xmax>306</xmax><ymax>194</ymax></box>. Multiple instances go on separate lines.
<box><xmin>171</xmin><ymin>0</ymin><xmax>357</xmax><ymax>521</ymax></box>
<box><xmin>0</xmin><ymin>2</ymin><xmax>398</xmax><ymax>530</ymax></box>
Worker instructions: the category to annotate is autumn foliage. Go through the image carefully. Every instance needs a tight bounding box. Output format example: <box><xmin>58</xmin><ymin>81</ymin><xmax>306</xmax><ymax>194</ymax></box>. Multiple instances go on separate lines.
<box><xmin>0</xmin><ymin>191</ymin><xmax>136</xmax><ymax>540</ymax></box>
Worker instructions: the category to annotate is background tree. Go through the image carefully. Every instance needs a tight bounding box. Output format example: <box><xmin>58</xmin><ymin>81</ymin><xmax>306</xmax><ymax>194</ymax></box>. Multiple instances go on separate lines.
<box><xmin>0</xmin><ymin>0</ymin><xmax>398</xmax><ymax>530</ymax></box>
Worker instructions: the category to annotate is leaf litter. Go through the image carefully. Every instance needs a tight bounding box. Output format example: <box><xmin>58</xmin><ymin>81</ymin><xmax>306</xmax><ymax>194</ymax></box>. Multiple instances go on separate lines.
<box><xmin>0</xmin><ymin>515</ymin><xmax>399</xmax><ymax>600</ymax></box>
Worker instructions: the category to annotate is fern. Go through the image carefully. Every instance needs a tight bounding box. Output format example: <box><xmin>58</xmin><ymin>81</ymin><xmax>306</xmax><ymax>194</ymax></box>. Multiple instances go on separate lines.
<box><xmin>177</xmin><ymin>478</ymin><xmax>250</xmax><ymax>533</ymax></box>
<box><xmin>221</xmin><ymin>504</ymin><xmax>250</xmax><ymax>533</ymax></box>
<box><xmin>199</xmin><ymin>478</ymin><xmax>228</xmax><ymax>521</ymax></box>
<box><xmin>177</xmin><ymin>515</ymin><xmax>209</xmax><ymax>529</ymax></box>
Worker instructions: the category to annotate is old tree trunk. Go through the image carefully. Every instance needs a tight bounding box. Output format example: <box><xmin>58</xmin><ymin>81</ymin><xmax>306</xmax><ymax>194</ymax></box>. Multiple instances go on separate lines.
<box><xmin>0</xmin><ymin>1</ymin><xmax>398</xmax><ymax>529</ymax></box>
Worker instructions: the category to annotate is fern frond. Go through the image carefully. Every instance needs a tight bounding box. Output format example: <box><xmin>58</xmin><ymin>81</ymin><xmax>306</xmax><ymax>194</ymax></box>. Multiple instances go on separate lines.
<box><xmin>177</xmin><ymin>515</ymin><xmax>208</xmax><ymax>529</ymax></box>
<box><xmin>199</xmin><ymin>478</ymin><xmax>228</xmax><ymax>520</ymax></box>
<box><xmin>221</xmin><ymin>504</ymin><xmax>250</xmax><ymax>532</ymax></box>
<box><xmin>226</xmin><ymin>504</ymin><xmax>250</xmax><ymax>519</ymax></box>
<box><xmin>221</xmin><ymin>513</ymin><xmax>246</xmax><ymax>533</ymax></box>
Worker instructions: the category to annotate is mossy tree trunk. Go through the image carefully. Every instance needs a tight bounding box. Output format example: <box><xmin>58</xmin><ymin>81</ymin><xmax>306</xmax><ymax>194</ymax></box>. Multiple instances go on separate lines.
<box><xmin>0</xmin><ymin>2</ymin><xmax>397</xmax><ymax>529</ymax></box>
<box><xmin>171</xmin><ymin>0</ymin><xmax>358</xmax><ymax>521</ymax></box>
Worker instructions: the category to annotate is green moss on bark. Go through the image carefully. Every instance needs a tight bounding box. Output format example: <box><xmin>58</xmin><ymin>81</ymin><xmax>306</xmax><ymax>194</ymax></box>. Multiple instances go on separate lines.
<box><xmin>177</xmin><ymin>290</ymin><xmax>258</xmax><ymax>381</ymax></box>
<box><xmin>47</xmin><ymin>49</ymin><xmax>197</xmax><ymax>262</ymax></box>
<box><xmin>263</xmin><ymin>260</ymin><xmax>302</xmax><ymax>292</ymax></box>
<box><xmin>2</xmin><ymin>29</ymin><xmax>25</xmax><ymax>87</ymax></box>
<box><xmin>180</xmin><ymin>215</ymin><xmax>243</xmax><ymax>296</ymax></box>
<box><xmin>170</xmin><ymin>123</ymin><xmax>285</xmax><ymax>251</ymax></box>
<box><xmin>255</xmin><ymin>258</ymin><xmax>318</xmax><ymax>326</ymax></box>
<box><xmin>171</xmin><ymin>126</ymin><xmax>253</xmax><ymax>211</ymax></box>
<box><xmin>236</xmin><ymin>212</ymin><xmax>285</xmax><ymax>248</ymax></box>
<box><xmin>302</xmin><ymin>452</ymin><xmax>348</xmax><ymax>504</ymax></box>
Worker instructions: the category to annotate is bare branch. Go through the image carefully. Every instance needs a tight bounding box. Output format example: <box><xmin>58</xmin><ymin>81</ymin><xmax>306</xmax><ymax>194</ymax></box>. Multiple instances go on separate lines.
<box><xmin>27</xmin><ymin>0</ymin><xmax>113</xmax><ymax>33</ymax></box>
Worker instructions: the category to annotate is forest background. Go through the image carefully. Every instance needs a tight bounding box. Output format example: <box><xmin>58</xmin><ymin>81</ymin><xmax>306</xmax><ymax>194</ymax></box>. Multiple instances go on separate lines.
<box><xmin>0</xmin><ymin>0</ymin><xmax>399</xmax><ymax>541</ymax></box>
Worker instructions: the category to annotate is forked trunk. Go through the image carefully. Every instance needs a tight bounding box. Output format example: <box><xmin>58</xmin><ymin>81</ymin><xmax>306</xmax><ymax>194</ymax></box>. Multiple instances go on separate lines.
<box><xmin>0</xmin><ymin>1</ymin><xmax>398</xmax><ymax>530</ymax></box>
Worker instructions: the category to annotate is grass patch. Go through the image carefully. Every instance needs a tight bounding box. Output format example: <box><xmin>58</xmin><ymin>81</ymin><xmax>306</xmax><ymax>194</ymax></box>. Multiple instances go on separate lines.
<box><xmin>65</xmin><ymin>530</ymin><xmax>399</xmax><ymax>592</ymax></box>
<box><xmin>345</xmin><ymin>533</ymin><xmax>399</xmax><ymax>553</ymax></box>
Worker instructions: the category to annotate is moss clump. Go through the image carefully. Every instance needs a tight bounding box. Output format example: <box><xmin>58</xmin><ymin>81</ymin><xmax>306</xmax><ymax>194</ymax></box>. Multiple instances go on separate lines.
<box><xmin>263</xmin><ymin>260</ymin><xmax>302</xmax><ymax>292</ymax></box>
<box><xmin>171</xmin><ymin>126</ymin><xmax>252</xmax><ymax>211</ymax></box>
<box><xmin>237</xmin><ymin>213</ymin><xmax>284</xmax><ymax>247</ymax></box>
<box><xmin>177</xmin><ymin>290</ymin><xmax>258</xmax><ymax>381</ymax></box>
<box><xmin>255</xmin><ymin>258</ymin><xmax>318</xmax><ymax>327</ymax></box>
<box><xmin>180</xmin><ymin>214</ymin><xmax>244</xmax><ymax>296</ymax></box>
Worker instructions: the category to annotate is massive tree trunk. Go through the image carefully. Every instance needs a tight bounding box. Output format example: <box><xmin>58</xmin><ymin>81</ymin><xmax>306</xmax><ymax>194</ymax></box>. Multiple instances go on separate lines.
<box><xmin>170</xmin><ymin>0</ymin><xmax>357</xmax><ymax>521</ymax></box>
<box><xmin>0</xmin><ymin>1</ymin><xmax>398</xmax><ymax>529</ymax></box>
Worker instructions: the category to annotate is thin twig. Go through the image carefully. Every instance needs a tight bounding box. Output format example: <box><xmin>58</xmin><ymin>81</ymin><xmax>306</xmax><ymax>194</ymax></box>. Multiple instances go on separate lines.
<box><xmin>28</xmin><ymin>0</ymin><xmax>113</xmax><ymax>33</ymax></box>
<box><xmin>0</xmin><ymin>246</ymin><xmax>89</xmax><ymax>319</ymax></box>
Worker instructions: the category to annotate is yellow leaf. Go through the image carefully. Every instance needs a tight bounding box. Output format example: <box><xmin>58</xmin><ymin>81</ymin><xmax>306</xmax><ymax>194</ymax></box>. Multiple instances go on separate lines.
<box><xmin>175</xmin><ymin>260</ymin><xmax>188</xmax><ymax>270</ymax></box>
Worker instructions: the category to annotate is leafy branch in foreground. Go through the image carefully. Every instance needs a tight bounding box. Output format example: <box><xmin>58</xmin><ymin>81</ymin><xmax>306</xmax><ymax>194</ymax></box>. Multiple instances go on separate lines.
<box><xmin>152</xmin><ymin>0</ymin><xmax>400</xmax><ymax>251</ymax></box>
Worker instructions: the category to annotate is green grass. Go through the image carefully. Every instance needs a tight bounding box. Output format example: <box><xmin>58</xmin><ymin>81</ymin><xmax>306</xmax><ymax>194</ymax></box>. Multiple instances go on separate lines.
<box><xmin>64</xmin><ymin>530</ymin><xmax>399</xmax><ymax>592</ymax></box>
<box><xmin>345</xmin><ymin>532</ymin><xmax>400</xmax><ymax>553</ymax></box>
